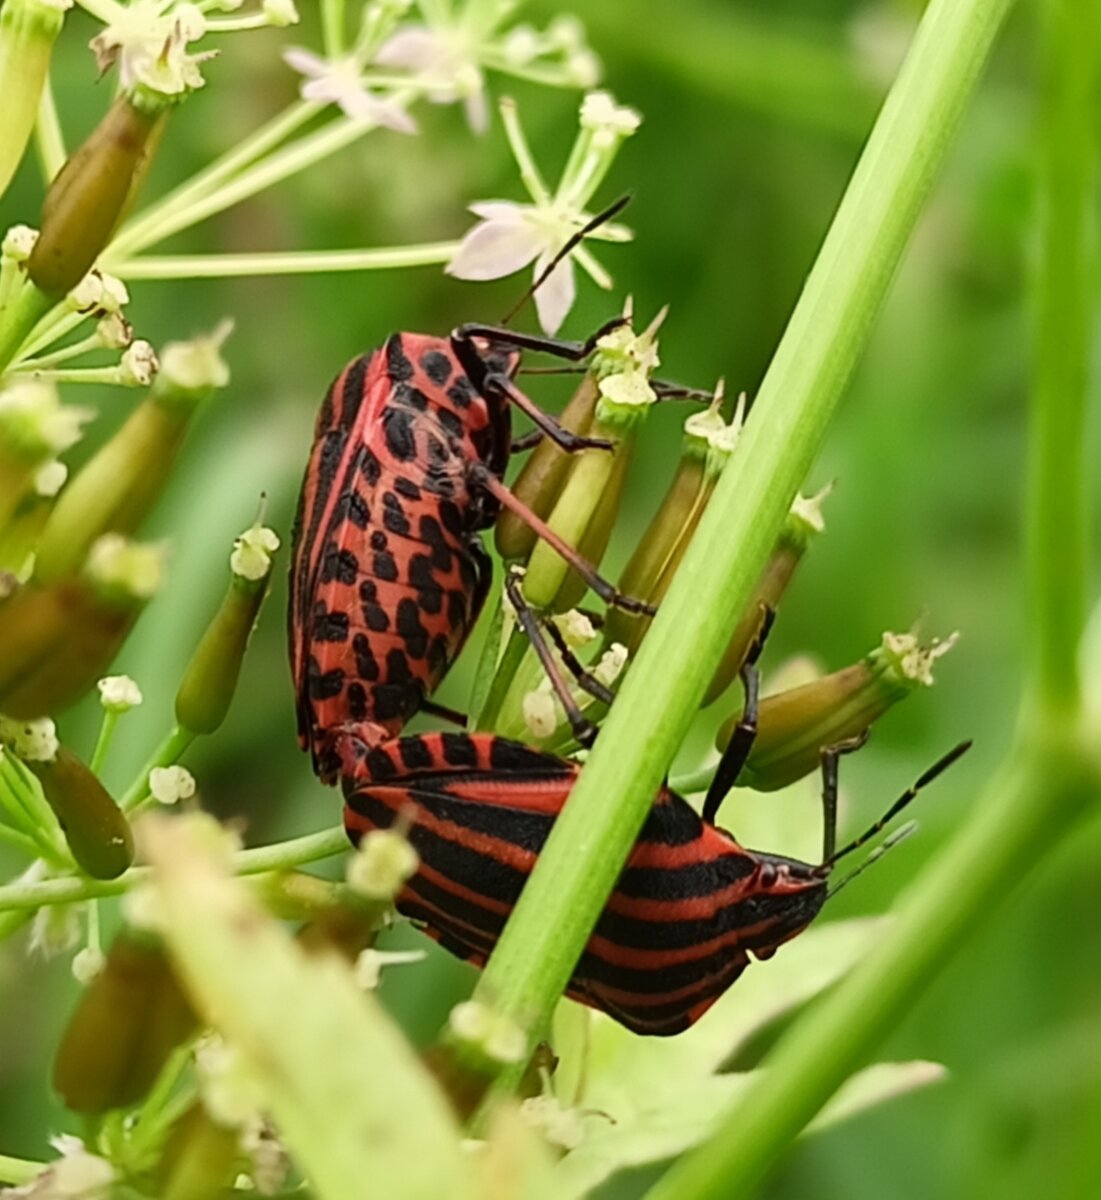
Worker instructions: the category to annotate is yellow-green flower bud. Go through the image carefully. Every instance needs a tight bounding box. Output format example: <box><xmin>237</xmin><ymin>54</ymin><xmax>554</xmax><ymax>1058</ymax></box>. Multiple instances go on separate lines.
<box><xmin>53</xmin><ymin>929</ymin><xmax>198</xmax><ymax>1114</ymax></box>
<box><xmin>702</xmin><ymin>484</ymin><xmax>831</xmax><ymax>706</ymax></box>
<box><xmin>494</xmin><ymin>374</ymin><xmax>598</xmax><ymax>562</ymax></box>
<box><xmin>156</xmin><ymin>1101</ymin><xmax>241</xmax><ymax>1200</ymax></box>
<box><xmin>35</xmin><ymin>326</ymin><xmax>229</xmax><ymax>583</ymax></box>
<box><xmin>174</xmin><ymin>524</ymin><xmax>278</xmax><ymax>735</ymax></box>
<box><xmin>28</xmin><ymin>93</ymin><xmax>164</xmax><ymax>297</ymax></box>
<box><xmin>0</xmin><ymin>536</ymin><xmax>164</xmax><ymax>717</ymax></box>
<box><xmin>26</xmin><ymin>746</ymin><xmax>133</xmax><ymax>878</ymax></box>
<box><xmin>0</xmin><ymin>0</ymin><xmax>70</xmax><ymax>199</ymax></box>
<box><xmin>347</xmin><ymin>828</ymin><xmax>419</xmax><ymax>900</ymax></box>
<box><xmin>604</xmin><ymin>387</ymin><xmax>736</xmax><ymax>655</ymax></box>
<box><xmin>717</xmin><ymin>628</ymin><xmax>959</xmax><ymax>792</ymax></box>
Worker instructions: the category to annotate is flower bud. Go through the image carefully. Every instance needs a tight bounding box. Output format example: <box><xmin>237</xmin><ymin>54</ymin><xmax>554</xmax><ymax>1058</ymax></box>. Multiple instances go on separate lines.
<box><xmin>718</xmin><ymin>628</ymin><xmax>959</xmax><ymax>792</ymax></box>
<box><xmin>156</xmin><ymin>1101</ymin><xmax>240</xmax><ymax>1200</ymax></box>
<box><xmin>35</xmin><ymin>325</ymin><xmax>229</xmax><ymax>583</ymax></box>
<box><xmin>347</xmin><ymin>829</ymin><xmax>419</xmax><ymax>900</ymax></box>
<box><xmin>494</xmin><ymin>374</ymin><xmax>598</xmax><ymax>562</ymax></box>
<box><xmin>604</xmin><ymin>387</ymin><xmax>736</xmax><ymax>655</ymax></box>
<box><xmin>27</xmin><ymin>93</ymin><xmax>164</xmax><ymax>297</ymax></box>
<box><xmin>53</xmin><ymin>928</ymin><xmax>198</xmax><ymax>1114</ymax></box>
<box><xmin>27</xmin><ymin>745</ymin><xmax>133</xmax><ymax>878</ymax></box>
<box><xmin>0</xmin><ymin>536</ymin><xmax>164</xmax><ymax>717</ymax></box>
<box><xmin>0</xmin><ymin>0</ymin><xmax>69</xmax><ymax>199</ymax></box>
<box><xmin>174</xmin><ymin>524</ymin><xmax>279</xmax><ymax>735</ymax></box>
<box><xmin>703</xmin><ymin>485</ymin><xmax>831</xmax><ymax>706</ymax></box>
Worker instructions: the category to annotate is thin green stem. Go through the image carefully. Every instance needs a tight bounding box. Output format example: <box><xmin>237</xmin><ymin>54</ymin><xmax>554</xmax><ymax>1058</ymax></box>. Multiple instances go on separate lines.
<box><xmin>119</xmin><ymin>726</ymin><xmax>195</xmax><ymax>813</ymax></box>
<box><xmin>321</xmin><ymin>0</ymin><xmax>345</xmax><ymax>56</ymax></box>
<box><xmin>1025</xmin><ymin>0</ymin><xmax>1097</xmax><ymax>717</ymax></box>
<box><xmin>34</xmin><ymin>74</ymin><xmax>64</xmax><ymax>182</ymax></box>
<box><xmin>465</xmin><ymin>0</ymin><xmax>1018</xmax><ymax>1089</ymax></box>
<box><xmin>88</xmin><ymin>712</ymin><xmax>118</xmax><ymax>776</ymax></box>
<box><xmin>106</xmin><ymin>100</ymin><xmax>322</xmax><ymax>260</ymax></box>
<box><xmin>0</xmin><ymin>824</ymin><xmax>349</xmax><ymax>912</ymax></box>
<box><xmin>0</xmin><ymin>1153</ymin><xmax>43</xmax><ymax>1187</ymax></box>
<box><xmin>109</xmin><ymin>243</ymin><xmax>461</xmax><ymax>280</ymax></box>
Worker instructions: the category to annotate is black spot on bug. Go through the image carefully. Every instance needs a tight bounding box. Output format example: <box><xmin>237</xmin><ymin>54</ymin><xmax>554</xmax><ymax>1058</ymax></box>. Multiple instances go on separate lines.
<box><xmin>370</xmin><ymin>530</ymin><xmax>388</xmax><ymax>551</ymax></box>
<box><xmin>372</xmin><ymin>684</ymin><xmax>405</xmax><ymax>722</ymax></box>
<box><xmin>352</xmin><ymin>634</ymin><xmax>379</xmax><ymax>682</ymax></box>
<box><xmin>418</xmin><ymin>516</ymin><xmax>453</xmax><ymax>572</ymax></box>
<box><xmin>373</xmin><ymin>549</ymin><xmax>398</xmax><ymax>582</ymax></box>
<box><xmin>383</xmin><ymin>491</ymin><xmax>411</xmax><ymax>537</ymax></box>
<box><xmin>421</xmin><ymin>471</ymin><xmax>456</xmax><ymax>498</ymax></box>
<box><xmin>417</xmin><ymin>585</ymin><xmax>442</xmax><ymax>615</ymax></box>
<box><xmin>386</xmin><ymin>335</ymin><xmax>415</xmax><ymax>382</ymax></box>
<box><xmin>422</xmin><ymin>350</ymin><xmax>453</xmax><ymax>385</ymax></box>
<box><xmin>438</xmin><ymin>499</ymin><xmax>464</xmax><ymax>538</ymax></box>
<box><xmin>400</xmin><ymin>737</ymin><xmax>434</xmax><ymax>770</ymax></box>
<box><xmin>396</xmin><ymin>598</ymin><xmax>428</xmax><ymax>658</ymax></box>
<box><xmin>458</xmin><ymin>553</ymin><xmax>479</xmax><ymax>592</ymax></box>
<box><xmin>340</xmin><ymin>355</ymin><xmax>370</xmax><ymax>425</ymax></box>
<box><xmin>490</xmin><ymin>738</ymin><xmax>554</xmax><ymax>773</ymax></box>
<box><xmin>383</xmin><ymin>408</ymin><xmax>417</xmax><ymax>461</ymax></box>
<box><xmin>359</xmin><ymin>579</ymin><xmax>377</xmax><ymax>604</ymax></box>
<box><xmin>337</xmin><ymin>490</ymin><xmax>370</xmax><ymax>529</ymax></box>
<box><xmin>386</xmin><ymin>649</ymin><xmax>413</xmax><ymax>684</ymax></box>
<box><xmin>447</xmin><ymin>590</ymin><xmax>467</xmax><ymax>627</ymax></box>
<box><xmin>322</xmin><ymin>544</ymin><xmax>358</xmax><ymax>584</ymax></box>
<box><xmin>437</xmin><ymin>408</ymin><xmax>464</xmax><ymax>442</ymax></box>
<box><xmin>394</xmin><ymin>476</ymin><xmax>421</xmax><ymax>501</ymax></box>
<box><xmin>317</xmin><ymin>431</ymin><xmax>347</xmax><ymax>498</ymax></box>
<box><xmin>347</xmin><ymin>681</ymin><xmax>368</xmax><ymax>721</ymax></box>
<box><xmin>312</xmin><ymin>610</ymin><xmax>349</xmax><ymax>642</ymax></box>
<box><xmin>360</xmin><ymin>446</ymin><xmax>381</xmax><ymax>485</ymax></box>
<box><xmin>308</xmin><ymin>661</ymin><xmax>344</xmax><ymax>699</ymax></box>
<box><xmin>427</xmin><ymin>434</ymin><xmax>450</xmax><ymax>468</ymax></box>
<box><xmin>447</xmin><ymin>377</ymin><xmax>475</xmax><ymax>409</ymax></box>
<box><xmin>441</xmin><ymin>732</ymin><xmax>478</xmax><ymax>767</ymax></box>
<box><xmin>394</xmin><ymin>383</ymin><xmax>430</xmax><ymax>411</ymax></box>
<box><xmin>408</xmin><ymin>554</ymin><xmax>437</xmax><ymax>590</ymax></box>
<box><xmin>363</xmin><ymin>601</ymin><xmax>390</xmax><ymax>632</ymax></box>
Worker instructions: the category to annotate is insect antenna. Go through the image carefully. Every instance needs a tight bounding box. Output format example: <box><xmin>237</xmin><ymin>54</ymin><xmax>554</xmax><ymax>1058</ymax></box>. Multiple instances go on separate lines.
<box><xmin>821</xmin><ymin>740</ymin><xmax>971</xmax><ymax>871</ymax></box>
<box><xmin>826</xmin><ymin>820</ymin><xmax>918</xmax><ymax>899</ymax></box>
<box><xmin>500</xmin><ymin>193</ymin><xmax>632</xmax><ymax>326</ymax></box>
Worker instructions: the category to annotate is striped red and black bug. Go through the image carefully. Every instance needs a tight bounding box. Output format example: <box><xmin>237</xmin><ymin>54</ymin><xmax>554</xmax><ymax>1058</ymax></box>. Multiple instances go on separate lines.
<box><xmin>287</xmin><ymin>317</ymin><xmax>664</xmax><ymax>784</ymax></box>
<box><xmin>339</xmin><ymin>729</ymin><xmax>969</xmax><ymax>1036</ymax></box>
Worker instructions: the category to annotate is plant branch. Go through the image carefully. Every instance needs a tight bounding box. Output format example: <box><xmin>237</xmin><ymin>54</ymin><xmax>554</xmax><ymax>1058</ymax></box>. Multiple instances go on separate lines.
<box><xmin>467</xmin><ymin>0</ymin><xmax>1019</xmax><ymax>1086</ymax></box>
<box><xmin>108</xmin><ymin>243</ymin><xmax>461</xmax><ymax>280</ymax></box>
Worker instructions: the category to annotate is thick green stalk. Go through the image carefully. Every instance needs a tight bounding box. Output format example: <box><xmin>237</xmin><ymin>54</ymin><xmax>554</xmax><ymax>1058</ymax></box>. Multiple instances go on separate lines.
<box><xmin>469</xmin><ymin>0</ymin><xmax>1017</xmax><ymax>1057</ymax></box>
<box><xmin>644</xmin><ymin>2</ymin><xmax>1098</xmax><ymax>1195</ymax></box>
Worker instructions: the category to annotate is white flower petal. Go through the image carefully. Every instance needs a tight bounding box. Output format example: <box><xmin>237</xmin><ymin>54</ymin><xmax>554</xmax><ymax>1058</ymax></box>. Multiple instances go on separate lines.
<box><xmin>283</xmin><ymin>47</ymin><xmax>326</xmax><ymax>78</ymax></box>
<box><xmin>339</xmin><ymin>88</ymin><xmax>418</xmax><ymax>133</ymax></box>
<box><xmin>446</xmin><ymin>218</ymin><xmax>546</xmax><ymax>281</ymax></box>
<box><xmin>464</xmin><ymin>87</ymin><xmax>489</xmax><ymax>135</ymax></box>
<box><xmin>374</xmin><ymin>26</ymin><xmax>439</xmax><ymax>69</ymax></box>
<box><xmin>532</xmin><ymin>253</ymin><xmax>576</xmax><ymax>335</ymax></box>
<box><xmin>468</xmin><ymin>200</ymin><xmax>528</xmax><ymax>222</ymax></box>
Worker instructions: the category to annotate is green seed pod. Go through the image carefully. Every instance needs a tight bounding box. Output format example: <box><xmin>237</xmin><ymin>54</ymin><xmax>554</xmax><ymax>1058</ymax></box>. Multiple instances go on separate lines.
<box><xmin>495</xmin><ymin>374</ymin><xmax>598</xmax><ymax>562</ymax></box>
<box><xmin>604</xmin><ymin>390</ymin><xmax>733</xmax><ymax>655</ymax></box>
<box><xmin>27</xmin><ymin>746</ymin><xmax>132</xmax><ymax>878</ymax></box>
<box><xmin>718</xmin><ymin>628</ymin><xmax>959</xmax><ymax>792</ymax></box>
<box><xmin>35</xmin><ymin>324</ymin><xmax>230</xmax><ymax>584</ymax></box>
<box><xmin>702</xmin><ymin>485</ymin><xmax>831</xmax><ymax>706</ymax></box>
<box><xmin>0</xmin><ymin>0</ymin><xmax>67</xmax><ymax>199</ymax></box>
<box><xmin>53</xmin><ymin>929</ymin><xmax>198</xmax><ymax>1114</ymax></box>
<box><xmin>27</xmin><ymin>94</ymin><xmax>164</xmax><ymax>297</ymax></box>
<box><xmin>157</xmin><ymin>1102</ymin><xmax>242</xmax><ymax>1200</ymax></box>
<box><xmin>175</xmin><ymin>524</ymin><xmax>279</xmax><ymax>735</ymax></box>
<box><xmin>0</xmin><ymin>535</ymin><xmax>164</xmax><ymax>717</ymax></box>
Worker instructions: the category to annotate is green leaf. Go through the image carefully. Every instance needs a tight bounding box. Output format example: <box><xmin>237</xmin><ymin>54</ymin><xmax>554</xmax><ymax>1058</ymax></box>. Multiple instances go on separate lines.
<box><xmin>142</xmin><ymin>814</ymin><xmax>472</xmax><ymax>1200</ymax></box>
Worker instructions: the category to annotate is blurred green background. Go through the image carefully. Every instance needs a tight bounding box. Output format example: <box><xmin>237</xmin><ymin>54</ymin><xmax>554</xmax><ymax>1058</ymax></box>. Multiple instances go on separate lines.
<box><xmin>2</xmin><ymin>0</ymin><xmax>1100</xmax><ymax>1196</ymax></box>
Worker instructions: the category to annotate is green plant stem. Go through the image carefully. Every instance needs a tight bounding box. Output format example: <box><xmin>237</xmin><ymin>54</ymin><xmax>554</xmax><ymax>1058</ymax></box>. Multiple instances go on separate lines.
<box><xmin>119</xmin><ymin>726</ymin><xmax>195</xmax><ymax>813</ymax></box>
<box><xmin>0</xmin><ymin>1153</ymin><xmax>43</xmax><ymax>1187</ymax></box>
<box><xmin>643</xmin><ymin>3</ymin><xmax>1099</xmax><ymax>1195</ymax></box>
<box><xmin>88</xmin><ymin>712</ymin><xmax>119</xmax><ymax>776</ymax></box>
<box><xmin>34</xmin><ymin>75</ymin><xmax>64</xmax><ymax>182</ymax></box>
<box><xmin>0</xmin><ymin>283</ymin><xmax>53</xmax><ymax>371</ymax></box>
<box><xmin>108</xmin><ymin>243</ymin><xmax>462</xmax><ymax>280</ymax></box>
<box><xmin>0</xmin><ymin>824</ymin><xmax>349</xmax><ymax>912</ymax></box>
<box><xmin>466</xmin><ymin>0</ymin><xmax>1018</xmax><ymax>1085</ymax></box>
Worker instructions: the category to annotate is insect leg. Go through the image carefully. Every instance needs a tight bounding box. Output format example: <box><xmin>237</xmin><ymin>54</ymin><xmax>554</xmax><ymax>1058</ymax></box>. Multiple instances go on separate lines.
<box><xmin>540</xmin><ymin>615</ymin><xmax>615</xmax><ymax>706</ymax></box>
<box><xmin>701</xmin><ymin>605</ymin><xmax>776</xmax><ymax>825</ymax></box>
<box><xmin>509</xmin><ymin>429</ymin><xmax>545</xmax><ymax>453</ymax></box>
<box><xmin>471</xmin><ymin>465</ymin><xmax>657</xmax><ymax>616</ymax></box>
<box><xmin>420</xmin><ymin>699</ymin><xmax>469</xmax><ymax>728</ymax></box>
<box><xmin>482</xmin><ymin>372</ymin><xmax>613</xmax><ymax>453</ymax></box>
<box><xmin>817</xmin><ymin>731</ymin><xmax>870</xmax><ymax>863</ymax></box>
<box><xmin>504</xmin><ymin>568</ymin><xmax>598</xmax><ymax>748</ymax></box>
<box><xmin>452</xmin><ymin>314</ymin><xmax>627</xmax><ymax>363</ymax></box>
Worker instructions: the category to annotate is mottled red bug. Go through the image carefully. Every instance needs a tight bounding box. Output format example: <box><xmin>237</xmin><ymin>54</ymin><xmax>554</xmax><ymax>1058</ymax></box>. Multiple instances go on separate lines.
<box><xmin>339</xmin><ymin>729</ymin><xmax>969</xmax><ymax>1035</ymax></box>
<box><xmin>287</xmin><ymin>316</ymin><xmax>663</xmax><ymax>784</ymax></box>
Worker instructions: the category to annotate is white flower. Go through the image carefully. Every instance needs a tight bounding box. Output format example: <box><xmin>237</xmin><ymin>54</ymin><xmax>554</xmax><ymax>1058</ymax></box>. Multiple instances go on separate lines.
<box><xmin>376</xmin><ymin>25</ymin><xmax>488</xmax><ymax>133</ymax></box>
<box><xmin>91</xmin><ymin>1</ymin><xmax>215</xmax><ymax>99</ymax></box>
<box><xmin>119</xmin><ymin>339</ymin><xmax>159</xmax><ymax>387</ymax></box>
<box><xmin>347</xmin><ymin>829</ymin><xmax>418</xmax><ymax>899</ymax></box>
<box><xmin>2</xmin><ymin>224</ymin><xmax>38</xmax><ymax>261</ymax></box>
<box><xmin>97</xmin><ymin>674</ymin><xmax>143</xmax><ymax>713</ymax></box>
<box><xmin>448</xmin><ymin>1000</ymin><xmax>527</xmax><ymax>1064</ymax></box>
<box><xmin>85</xmin><ymin>535</ymin><xmax>166</xmax><ymax>600</ymax></box>
<box><xmin>35</xmin><ymin>460</ymin><xmax>68</xmax><ymax>497</ymax></box>
<box><xmin>521</xmin><ymin>686</ymin><xmax>558</xmax><ymax>739</ymax></box>
<box><xmin>149</xmin><ymin>765</ymin><xmax>196</xmax><ymax>805</ymax></box>
<box><xmin>283</xmin><ymin>48</ymin><xmax>417</xmax><ymax>133</ymax></box>
<box><xmin>231</xmin><ymin>524</ymin><xmax>280</xmax><ymax>581</ymax></box>
<box><xmin>353</xmin><ymin>947</ymin><xmax>426</xmax><ymax>990</ymax></box>
<box><xmin>0</xmin><ymin>379</ymin><xmax>93</xmax><ymax>460</ymax></box>
<box><xmin>0</xmin><ymin>716</ymin><xmax>60</xmax><ymax>762</ymax></box>
<box><xmin>72</xmin><ymin>946</ymin><xmax>106</xmax><ymax>985</ymax></box>
<box><xmin>447</xmin><ymin>94</ymin><xmax>638</xmax><ymax>334</ymax></box>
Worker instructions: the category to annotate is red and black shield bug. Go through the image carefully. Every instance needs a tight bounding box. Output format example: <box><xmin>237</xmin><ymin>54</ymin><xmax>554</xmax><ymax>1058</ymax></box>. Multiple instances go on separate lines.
<box><xmin>288</xmin><ymin>317</ymin><xmax>664</xmax><ymax>784</ymax></box>
<box><xmin>339</xmin><ymin>730</ymin><xmax>969</xmax><ymax>1035</ymax></box>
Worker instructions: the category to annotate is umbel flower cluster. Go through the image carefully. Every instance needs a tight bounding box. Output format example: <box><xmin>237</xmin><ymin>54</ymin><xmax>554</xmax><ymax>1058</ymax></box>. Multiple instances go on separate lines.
<box><xmin>0</xmin><ymin>2</ymin><xmax>960</xmax><ymax>1196</ymax></box>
